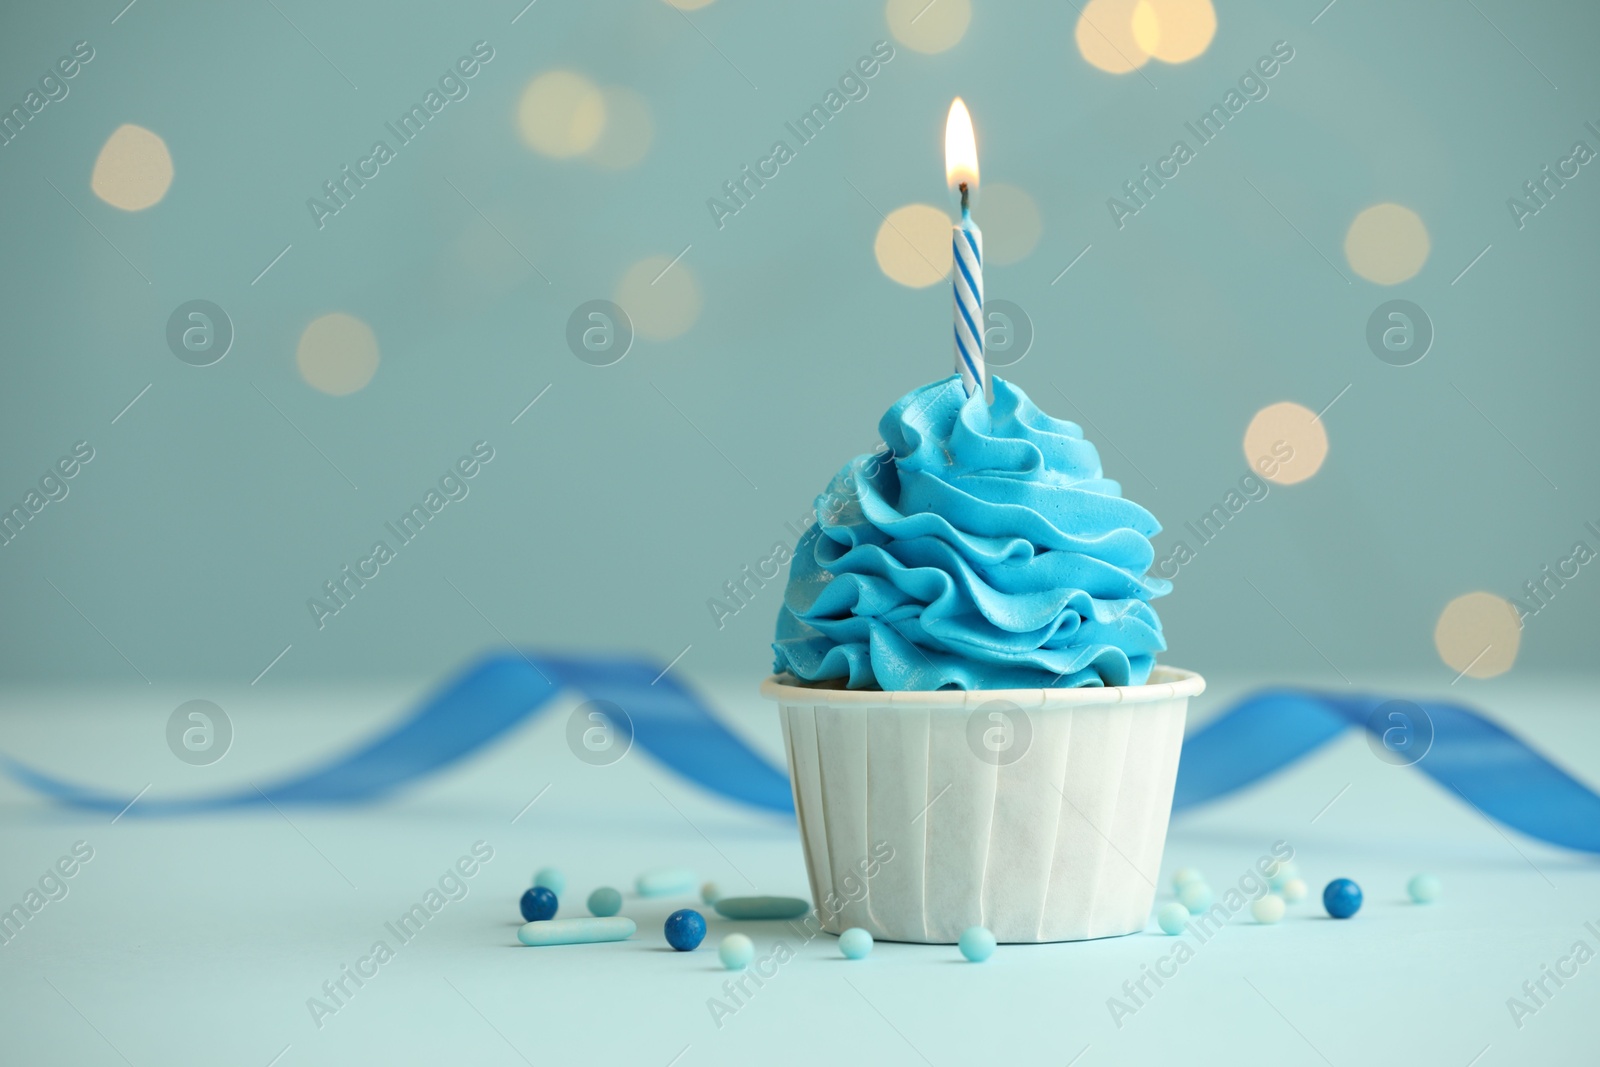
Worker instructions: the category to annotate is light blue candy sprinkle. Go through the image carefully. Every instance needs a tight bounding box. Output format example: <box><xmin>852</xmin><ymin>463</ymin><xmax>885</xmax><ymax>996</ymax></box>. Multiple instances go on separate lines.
<box><xmin>587</xmin><ymin>886</ymin><xmax>622</xmax><ymax>917</ymax></box>
<box><xmin>1407</xmin><ymin>874</ymin><xmax>1441</xmax><ymax>904</ymax></box>
<box><xmin>701</xmin><ymin>882</ymin><xmax>722</xmax><ymax>905</ymax></box>
<box><xmin>636</xmin><ymin>867</ymin><xmax>697</xmax><ymax>897</ymax></box>
<box><xmin>839</xmin><ymin>928</ymin><xmax>873</xmax><ymax>960</ymax></box>
<box><xmin>1172</xmin><ymin>867</ymin><xmax>1203</xmax><ymax>892</ymax></box>
<box><xmin>1156</xmin><ymin>902</ymin><xmax>1189</xmax><ymax>935</ymax></box>
<box><xmin>1178</xmin><ymin>881</ymin><xmax>1214</xmax><ymax>915</ymax></box>
<box><xmin>1268</xmin><ymin>860</ymin><xmax>1299</xmax><ymax>890</ymax></box>
<box><xmin>958</xmin><ymin>926</ymin><xmax>996</xmax><ymax>962</ymax></box>
<box><xmin>517</xmin><ymin>917</ymin><xmax>635</xmax><ymax>946</ymax></box>
<box><xmin>533</xmin><ymin>867</ymin><xmax>566</xmax><ymax>895</ymax></box>
<box><xmin>719</xmin><ymin>933</ymin><xmax>754</xmax><ymax>970</ymax></box>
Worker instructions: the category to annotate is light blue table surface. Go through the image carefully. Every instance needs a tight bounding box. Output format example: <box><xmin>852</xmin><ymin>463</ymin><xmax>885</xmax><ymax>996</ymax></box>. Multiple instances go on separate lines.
<box><xmin>1</xmin><ymin>672</ymin><xmax>1596</xmax><ymax>1066</ymax></box>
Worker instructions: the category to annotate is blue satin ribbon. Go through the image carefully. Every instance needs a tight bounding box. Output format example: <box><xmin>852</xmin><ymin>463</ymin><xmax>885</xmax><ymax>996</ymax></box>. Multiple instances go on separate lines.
<box><xmin>1172</xmin><ymin>688</ymin><xmax>1600</xmax><ymax>854</ymax></box>
<box><xmin>4</xmin><ymin>654</ymin><xmax>1598</xmax><ymax>855</ymax></box>
<box><xmin>0</xmin><ymin>653</ymin><xmax>794</xmax><ymax>816</ymax></box>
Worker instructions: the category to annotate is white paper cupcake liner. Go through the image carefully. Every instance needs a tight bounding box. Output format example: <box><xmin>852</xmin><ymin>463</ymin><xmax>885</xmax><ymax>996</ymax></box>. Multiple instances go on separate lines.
<box><xmin>760</xmin><ymin>667</ymin><xmax>1204</xmax><ymax>944</ymax></box>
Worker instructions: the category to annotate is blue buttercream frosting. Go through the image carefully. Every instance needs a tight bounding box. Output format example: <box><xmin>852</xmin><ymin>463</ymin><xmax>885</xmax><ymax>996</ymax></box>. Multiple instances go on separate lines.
<box><xmin>773</xmin><ymin>375</ymin><xmax>1170</xmax><ymax>690</ymax></box>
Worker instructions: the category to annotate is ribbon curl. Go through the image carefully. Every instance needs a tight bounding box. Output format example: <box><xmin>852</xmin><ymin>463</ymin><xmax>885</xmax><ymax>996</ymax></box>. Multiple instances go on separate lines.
<box><xmin>4</xmin><ymin>655</ymin><xmax>1598</xmax><ymax>855</ymax></box>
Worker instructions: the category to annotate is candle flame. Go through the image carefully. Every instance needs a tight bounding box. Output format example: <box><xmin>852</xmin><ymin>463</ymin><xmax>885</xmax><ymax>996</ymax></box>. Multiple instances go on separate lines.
<box><xmin>944</xmin><ymin>98</ymin><xmax>979</xmax><ymax>193</ymax></box>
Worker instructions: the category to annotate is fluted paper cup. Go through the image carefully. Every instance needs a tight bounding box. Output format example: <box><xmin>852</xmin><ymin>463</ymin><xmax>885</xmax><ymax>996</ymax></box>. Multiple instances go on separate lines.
<box><xmin>760</xmin><ymin>667</ymin><xmax>1204</xmax><ymax>944</ymax></box>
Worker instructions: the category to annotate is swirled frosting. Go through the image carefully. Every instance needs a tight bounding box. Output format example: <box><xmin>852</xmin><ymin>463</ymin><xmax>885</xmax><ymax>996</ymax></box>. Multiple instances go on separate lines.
<box><xmin>773</xmin><ymin>375</ymin><xmax>1169</xmax><ymax>690</ymax></box>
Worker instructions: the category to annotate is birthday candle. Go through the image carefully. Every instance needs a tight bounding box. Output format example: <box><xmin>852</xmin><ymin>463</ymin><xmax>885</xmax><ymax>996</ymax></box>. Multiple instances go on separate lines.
<box><xmin>945</xmin><ymin>98</ymin><xmax>989</xmax><ymax>404</ymax></box>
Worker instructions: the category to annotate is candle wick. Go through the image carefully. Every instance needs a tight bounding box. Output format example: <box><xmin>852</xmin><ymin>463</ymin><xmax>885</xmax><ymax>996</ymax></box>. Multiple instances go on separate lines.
<box><xmin>959</xmin><ymin>182</ymin><xmax>969</xmax><ymax>214</ymax></box>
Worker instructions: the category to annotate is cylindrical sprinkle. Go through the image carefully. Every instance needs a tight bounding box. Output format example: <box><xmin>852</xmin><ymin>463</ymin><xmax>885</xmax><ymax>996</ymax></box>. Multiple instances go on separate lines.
<box><xmin>635</xmin><ymin>867</ymin><xmax>697</xmax><ymax>897</ymax></box>
<box><xmin>712</xmin><ymin>896</ymin><xmax>811</xmax><ymax>921</ymax></box>
<box><xmin>517</xmin><ymin>917</ymin><xmax>636</xmax><ymax>946</ymax></box>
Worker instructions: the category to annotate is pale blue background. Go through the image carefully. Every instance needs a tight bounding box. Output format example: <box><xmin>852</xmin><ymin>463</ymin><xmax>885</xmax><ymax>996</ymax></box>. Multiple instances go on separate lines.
<box><xmin>3</xmin><ymin>4</ymin><xmax>1600</xmax><ymax>1062</ymax></box>
<box><xmin>1</xmin><ymin>0</ymin><xmax>1596</xmax><ymax>688</ymax></box>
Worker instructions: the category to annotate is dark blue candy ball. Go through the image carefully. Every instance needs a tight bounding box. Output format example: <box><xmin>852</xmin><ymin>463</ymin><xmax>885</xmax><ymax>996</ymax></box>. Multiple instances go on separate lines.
<box><xmin>520</xmin><ymin>886</ymin><xmax>558</xmax><ymax>923</ymax></box>
<box><xmin>664</xmin><ymin>908</ymin><xmax>707</xmax><ymax>951</ymax></box>
<box><xmin>1323</xmin><ymin>878</ymin><xmax>1363</xmax><ymax>919</ymax></box>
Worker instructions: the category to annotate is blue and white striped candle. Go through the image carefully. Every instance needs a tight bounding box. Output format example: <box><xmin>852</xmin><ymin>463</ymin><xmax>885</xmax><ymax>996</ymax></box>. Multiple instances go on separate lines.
<box><xmin>945</xmin><ymin>98</ymin><xmax>989</xmax><ymax>404</ymax></box>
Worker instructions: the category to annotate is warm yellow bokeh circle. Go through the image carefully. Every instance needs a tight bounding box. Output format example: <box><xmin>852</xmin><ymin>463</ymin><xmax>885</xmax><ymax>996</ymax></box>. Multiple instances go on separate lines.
<box><xmin>1243</xmin><ymin>402</ymin><xmax>1328</xmax><ymax>485</ymax></box>
<box><xmin>616</xmin><ymin>256</ymin><xmax>702</xmax><ymax>341</ymax></box>
<box><xmin>1132</xmin><ymin>0</ymin><xmax>1216</xmax><ymax>63</ymax></box>
<box><xmin>1077</xmin><ymin>0</ymin><xmax>1216</xmax><ymax>73</ymax></box>
<box><xmin>1434</xmin><ymin>592</ymin><xmax>1521</xmax><ymax>678</ymax></box>
<box><xmin>588</xmin><ymin>87</ymin><xmax>653</xmax><ymax>170</ymax></box>
<box><xmin>886</xmin><ymin>0</ymin><xmax>971</xmax><ymax>55</ymax></box>
<box><xmin>980</xmin><ymin>183</ymin><xmax>1043</xmax><ymax>265</ymax></box>
<box><xmin>873</xmin><ymin>203</ymin><xmax>953</xmax><ymax>289</ymax></box>
<box><xmin>91</xmin><ymin>124</ymin><xmax>174</xmax><ymax>211</ymax></box>
<box><xmin>297</xmin><ymin>313</ymin><xmax>380</xmax><ymax>396</ymax></box>
<box><xmin>1077</xmin><ymin>0</ymin><xmax>1149</xmax><ymax>74</ymax></box>
<box><xmin>1345</xmin><ymin>203</ymin><xmax>1430</xmax><ymax>285</ymax></box>
<box><xmin>517</xmin><ymin>71</ymin><xmax>607</xmax><ymax>158</ymax></box>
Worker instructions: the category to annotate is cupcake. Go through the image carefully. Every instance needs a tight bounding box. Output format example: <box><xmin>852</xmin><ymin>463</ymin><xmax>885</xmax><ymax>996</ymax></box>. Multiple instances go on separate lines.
<box><xmin>761</xmin><ymin>374</ymin><xmax>1203</xmax><ymax>943</ymax></box>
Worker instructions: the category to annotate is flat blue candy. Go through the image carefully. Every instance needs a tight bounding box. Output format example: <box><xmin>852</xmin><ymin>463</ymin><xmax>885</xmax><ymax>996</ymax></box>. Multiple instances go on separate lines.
<box><xmin>587</xmin><ymin>886</ymin><xmax>622</xmax><ymax>917</ymax></box>
<box><xmin>519</xmin><ymin>886</ymin><xmax>558</xmax><ymax>923</ymax></box>
<box><xmin>839</xmin><ymin>928</ymin><xmax>873</xmax><ymax>960</ymax></box>
<box><xmin>958</xmin><ymin>926</ymin><xmax>996</xmax><ymax>962</ymax></box>
<box><xmin>712</xmin><ymin>896</ymin><xmax>811</xmax><ymax>921</ymax></box>
<box><xmin>1323</xmin><ymin>878</ymin><xmax>1363</xmax><ymax>919</ymax></box>
<box><xmin>518</xmin><ymin>916</ymin><xmax>635</xmax><ymax>946</ymax></box>
<box><xmin>664</xmin><ymin>908</ymin><xmax>707</xmax><ymax>951</ymax></box>
<box><xmin>636</xmin><ymin>867</ymin><xmax>697</xmax><ymax>898</ymax></box>
<box><xmin>533</xmin><ymin>867</ymin><xmax>566</xmax><ymax>895</ymax></box>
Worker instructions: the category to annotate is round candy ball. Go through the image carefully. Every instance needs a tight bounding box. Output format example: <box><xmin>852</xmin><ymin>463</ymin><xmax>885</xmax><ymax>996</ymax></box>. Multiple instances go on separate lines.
<box><xmin>839</xmin><ymin>928</ymin><xmax>874</xmax><ymax>960</ymax></box>
<box><xmin>1178</xmin><ymin>880</ymin><xmax>1214</xmax><ymax>915</ymax></box>
<box><xmin>958</xmin><ymin>926</ymin><xmax>997</xmax><ymax>963</ymax></box>
<box><xmin>1171</xmin><ymin>867</ymin><xmax>1203</xmax><ymax>892</ymax></box>
<box><xmin>1267</xmin><ymin>860</ymin><xmax>1299</xmax><ymax>890</ymax></box>
<box><xmin>718</xmin><ymin>933</ymin><xmax>754</xmax><ymax>970</ymax></box>
<box><xmin>664</xmin><ymin>908</ymin><xmax>707</xmax><ymax>951</ymax></box>
<box><xmin>519</xmin><ymin>886</ymin><xmax>558</xmax><ymax>923</ymax></box>
<box><xmin>1251</xmin><ymin>894</ymin><xmax>1286</xmax><ymax>924</ymax></box>
<box><xmin>700</xmin><ymin>881</ymin><xmax>722</xmax><ymax>905</ymax></box>
<box><xmin>1406</xmin><ymin>874</ymin><xmax>1441</xmax><ymax>904</ymax></box>
<box><xmin>1156</xmin><ymin>902</ymin><xmax>1189</xmax><ymax>935</ymax></box>
<box><xmin>1281</xmin><ymin>878</ymin><xmax>1308</xmax><ymax>904</ymax></box>
<box><xmin>1323</xmin><ymin>878</ymin><xmax>1363</xmax><ymax>919</ymax></box>
<box><xmin>532</xmin><ymin>867</ymin><xmax>565</xmax><ymax>895</ymax></box>
<box><xmin>587</xmin><ymin>886</ymin><xmax>622</xmax><ymax>917</ymax></box>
